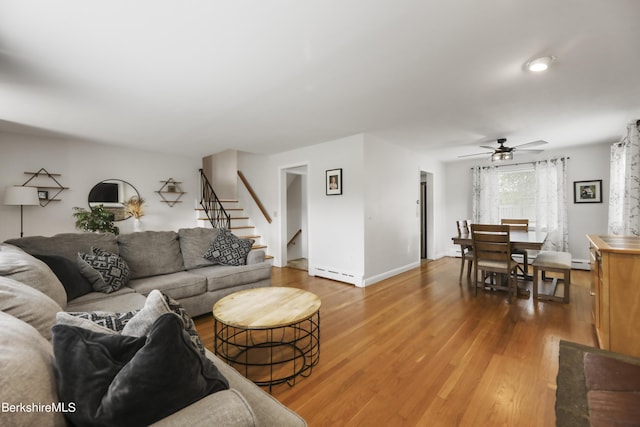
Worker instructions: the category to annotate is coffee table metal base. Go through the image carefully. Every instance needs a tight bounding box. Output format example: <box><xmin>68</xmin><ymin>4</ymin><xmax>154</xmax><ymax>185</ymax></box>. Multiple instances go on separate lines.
<box><xmin>214</xmin><ymin>311</ymin><xmax>320</xmax><ymax>391</ymax></box>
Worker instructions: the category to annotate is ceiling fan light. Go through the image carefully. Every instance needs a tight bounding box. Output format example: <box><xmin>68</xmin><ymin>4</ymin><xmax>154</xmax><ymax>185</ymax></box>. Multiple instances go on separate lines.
<box><xmin>491</xmin><ymin>151</ymin><xmax>513</xmax><ymax>162</ymax></box>
<box><xmin>527</xmin><ymin>56</ymin><xmax>555</xmax><ymax>72</ymax></box>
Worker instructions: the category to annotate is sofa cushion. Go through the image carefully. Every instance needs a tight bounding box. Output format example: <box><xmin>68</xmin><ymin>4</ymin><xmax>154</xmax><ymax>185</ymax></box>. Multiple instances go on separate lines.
<box><xmin>117</xmin><ymin>231</ymin><xmax>185</xmax><ymax>279</ymax></box>
<box><xmin>205</xmin><ymin>349</ymin><xmax>307</xmax><ymax>427</ymax></box>
<box><xmin>52</xmin><ymin>313</ymin><xmax>229</xmax><ymax>427</ymax></box>
<box><xmin>77</xmin><ymin>248</ymin><xmax>130</xmax><ymax>293</ymax></box>
<box><xmin>150</xmin><ymin>389</ymin><xmax>257</xmax><ymax>427</ymax></box>
<box><xmin>0</xmin><ymin>311</ymin><xmax>66</xmax><ymax>427</ymax></box>
<box><xmin>6</xmin><ymin>232</ymin><xmax>118</xmax><ymax>261</ymax></box>
<box><xmin>191</xmin><ymin>263</ymin><xmax>272</xmax><ymax>292</ymax></box>
<box><xmin>178</xmin><ymin>227</ymin><xmax>221</xmax><ymax>269</ymax></box>
<box><xmin>32</xmin><ymin>253</ymin><xmax>94</xmax><ymax>301</ymax></box>
<box><xmin>66</xmin><ymin>288</ymin><xmax>147</xmax><ymax>313</ymax></box>
<box><xmin>122</xmin><ymin>289</ymin><xmax>206</xmax><ymax>355</ymax></box>
<box><xmin>128</xmin><ymin>270</ymin><xmax>207</xmax><ymax>300</ymax></box>
<box><xmin>0</xmin><ymin>243</ymin><xmax>67</xmax><ymax>309</ymax></box>
<box><xmin>204</xmin><ymin>230</ymin><xmax>254</xmax><ymax>266</ymax></box>
<box><xmin>0</xmin><ymin>276</ymin><xmax>61</xmax><ymax>341</ymax></box>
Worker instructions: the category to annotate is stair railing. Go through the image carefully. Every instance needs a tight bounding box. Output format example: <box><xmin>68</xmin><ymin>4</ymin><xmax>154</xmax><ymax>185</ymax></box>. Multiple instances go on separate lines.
<box><xmin>238</xmin><ymin>170</ymin><xmax>272</xmax><ymax>224</ymax></box>
<box><xmin>199</xmin><ymin>169</ymin><xmax>230</xmax><ymax>230</ymax></box>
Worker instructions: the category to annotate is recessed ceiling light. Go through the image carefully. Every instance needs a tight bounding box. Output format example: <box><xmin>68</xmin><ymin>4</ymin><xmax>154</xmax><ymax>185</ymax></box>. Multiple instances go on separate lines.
<box><xmin>526</xmin><ymin>56</ymin><xmax>556</xmax><ymax>72</ymax></box>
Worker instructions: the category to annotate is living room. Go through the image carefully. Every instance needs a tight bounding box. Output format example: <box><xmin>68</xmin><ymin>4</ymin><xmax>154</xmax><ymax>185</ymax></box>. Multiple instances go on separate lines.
<box><xmin>1</xmin><ymin>2</ymin><xmax>640</xmax><ymax>425</ymax></box>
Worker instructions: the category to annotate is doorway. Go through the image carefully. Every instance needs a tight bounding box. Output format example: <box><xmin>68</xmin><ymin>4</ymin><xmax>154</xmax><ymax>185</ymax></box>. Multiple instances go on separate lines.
<box><xmin>280</xmin><ymin>165</ymin><xmax>308</xmax><ymax>270</ymax></box>
<box><xmin>420</xmin><ymin>171</ymin><xmax>433</xmax><ymax>260</ymax></box>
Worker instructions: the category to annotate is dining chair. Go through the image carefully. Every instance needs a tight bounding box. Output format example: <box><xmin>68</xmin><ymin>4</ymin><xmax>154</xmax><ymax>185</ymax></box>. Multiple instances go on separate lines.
<box><xmin>471</xmin><ymin>224</ymin><xmax>520</xmax><ymax>303</ymax></box>
<box><xmin>500</xmin><ymin>218</ymin><xmax>529</xmax><ymax>273</ymax></box>
<box><xmin>455</xmin><ymin>220</ymin><xmax>473</xmax><ymax>283</ymax></box>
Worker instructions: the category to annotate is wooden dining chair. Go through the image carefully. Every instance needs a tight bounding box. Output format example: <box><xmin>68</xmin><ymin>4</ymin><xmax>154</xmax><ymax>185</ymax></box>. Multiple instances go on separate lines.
<box><xmin>471</xmin><ymin>224</ymin><xmax>520</xmax><ymax>303</ymax></box>
<box><xmin>500</xmin><ymin>218</ymin><xmax>529</xmax><ymax>272</ymax></box>
<box><xmin>455</xmin><ymin>220</ymin><xmax>473</xmax><ymax>283</ymax></box>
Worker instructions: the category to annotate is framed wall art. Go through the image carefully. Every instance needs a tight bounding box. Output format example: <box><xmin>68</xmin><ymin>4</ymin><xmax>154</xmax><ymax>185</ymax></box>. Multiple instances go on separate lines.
<box><xmin>326</xmin><ymin>168</ymin><xmax>342</xmax><ymax>195</ymax></box>
<box><xmin>574</xmin><ymin>180</ymin><xmax>602</xmax><ymax>203</ymax></box>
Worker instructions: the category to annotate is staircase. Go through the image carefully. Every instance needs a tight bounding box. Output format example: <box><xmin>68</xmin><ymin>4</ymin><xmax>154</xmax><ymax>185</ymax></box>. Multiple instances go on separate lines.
<box><xmin>198</xmin><ymin>168</ymin><xmax>272</xmax><ymax>260</ymax></box>
<box><xmin>196</xmin><ymin>200</ymin><xmax>272</xmax><ymax>260</ymax></box>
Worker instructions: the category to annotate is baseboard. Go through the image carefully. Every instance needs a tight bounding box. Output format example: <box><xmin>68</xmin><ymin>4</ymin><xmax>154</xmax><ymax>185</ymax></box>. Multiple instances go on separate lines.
<box><xmin>362</xmin><ymin>261</ymin><xmax>421</xmax><ymax>287</ymax></box>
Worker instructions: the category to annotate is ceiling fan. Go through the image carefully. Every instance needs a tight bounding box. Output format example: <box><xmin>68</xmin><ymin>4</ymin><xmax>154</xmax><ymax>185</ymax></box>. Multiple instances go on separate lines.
<box><xmin>459</xmin><ymin>138</ymin><xmax>548</xmax><ymax>161</ymax></box>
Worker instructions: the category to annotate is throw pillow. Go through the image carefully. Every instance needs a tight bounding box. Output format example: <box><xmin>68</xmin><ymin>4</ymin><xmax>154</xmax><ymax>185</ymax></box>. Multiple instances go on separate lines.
<box><xmin>122</xmin><ymin>289</ymin><xmax>206</xmax><ymax>355</ymax></box>
<box><xmin>32</xmin><ymin>254</ymin><xmax>93</xmax><ymax>301</ymax></box>
<box><xmin>52</xmin><ymin>313</ymin><xmax>229</xmax><ymax>427</ymax></box>
<box><xmin>77</xmin><ymin>247</ymin><xmax>130</xmax><ymax>293</ymax></box>
<box><xmin>56</xmin><ymin>310</ymin><xmax>139</xmax><ymax>335</ymax></box>
<box><xmin>203</xmin><ymin>230</ymin><xmax>254</xmax><ymax>266</ymax></box>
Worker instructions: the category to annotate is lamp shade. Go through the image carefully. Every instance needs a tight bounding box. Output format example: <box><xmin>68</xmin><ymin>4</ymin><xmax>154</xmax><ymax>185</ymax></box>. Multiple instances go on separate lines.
<box><xmin>3</xmin><ymin>186</ymin><xmax>40</xmax><ymax>206</ymax></box>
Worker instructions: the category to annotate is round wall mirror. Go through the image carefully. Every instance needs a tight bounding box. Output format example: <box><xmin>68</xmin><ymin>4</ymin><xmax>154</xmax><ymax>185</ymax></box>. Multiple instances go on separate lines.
<box><xmin>88</xmin><ymin>179</ymin><xmax>139</xmax><ymax>221</ymax></box>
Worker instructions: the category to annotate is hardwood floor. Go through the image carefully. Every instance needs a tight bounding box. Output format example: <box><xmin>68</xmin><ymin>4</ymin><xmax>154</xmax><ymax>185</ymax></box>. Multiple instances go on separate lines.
<box><xmin>194</xmin><ymin>257</ymin><xmax>597</xmax><ymax>426</ymax></box>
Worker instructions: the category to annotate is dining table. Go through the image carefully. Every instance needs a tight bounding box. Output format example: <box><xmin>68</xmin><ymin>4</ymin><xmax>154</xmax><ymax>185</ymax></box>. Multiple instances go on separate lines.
<box><xmin>452</xmin><ymin>229</ymin><xmax>548</xmax><ymax>297</ymax></box>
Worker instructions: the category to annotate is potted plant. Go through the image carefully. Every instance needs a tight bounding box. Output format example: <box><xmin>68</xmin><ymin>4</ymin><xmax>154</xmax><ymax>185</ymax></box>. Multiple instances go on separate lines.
<box><xmin>72</xmin><ymin>205</ymin><xmax>119</xmax><ymax>234</ymax></box>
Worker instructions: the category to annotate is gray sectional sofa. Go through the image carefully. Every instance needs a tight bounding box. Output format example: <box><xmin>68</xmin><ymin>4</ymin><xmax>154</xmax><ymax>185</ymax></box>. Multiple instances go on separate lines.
<box><xmin>5</xmin><ymin>227</ymin><xmax>272</xmax><ymax>316</ymax></box>
<box><xmin>0</xmin><ymin>228</ymin><xmax>306</xmax><ymax>427</ymax></box>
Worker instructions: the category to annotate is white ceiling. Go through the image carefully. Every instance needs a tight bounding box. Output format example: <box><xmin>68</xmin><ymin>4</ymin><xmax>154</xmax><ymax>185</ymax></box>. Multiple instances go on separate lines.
<box><xmin>1</xmin><ymin>1</ymin><xmax>639</xmax><ymax>161</ymax></box>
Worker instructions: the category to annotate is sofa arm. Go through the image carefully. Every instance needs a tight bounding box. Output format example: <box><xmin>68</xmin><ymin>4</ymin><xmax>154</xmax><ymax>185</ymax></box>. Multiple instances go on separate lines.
<box><xmin>150</xmin><ymin>389</ymin><xmax>256</xmax><ymax>427</ymax></box>
<box><xmin>246</xmin><ymin>249</ymin><xmax>265</xmax><ymax>265</ymax></box>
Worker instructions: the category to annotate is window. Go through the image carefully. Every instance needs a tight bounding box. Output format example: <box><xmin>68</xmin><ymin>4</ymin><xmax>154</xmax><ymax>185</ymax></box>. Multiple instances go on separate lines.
<box><xmin>498</xmin><ymin>166</ymin><xmax>536</xmax><ymax>229</ymax></box>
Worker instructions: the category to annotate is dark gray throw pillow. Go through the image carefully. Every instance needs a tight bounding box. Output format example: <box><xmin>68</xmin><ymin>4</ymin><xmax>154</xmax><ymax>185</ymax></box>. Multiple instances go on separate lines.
<box><xmin>203</xmin><ymin>230</ymin><xmax>254</xmax><ymax>266</ymax></box>
<box><xmin>77</xmin><ymin>247</ymin><xmax>130</xmax><ymax>293</ymax></box>
<box><xmin>52</xmin><ymin>313</ymin><xmax>229</xmax><ymax>427</ymax></box>
<box><xmin>32</xmin><ymin>253</ymin><xmax>93</xmax><ymax>301</ymax></box>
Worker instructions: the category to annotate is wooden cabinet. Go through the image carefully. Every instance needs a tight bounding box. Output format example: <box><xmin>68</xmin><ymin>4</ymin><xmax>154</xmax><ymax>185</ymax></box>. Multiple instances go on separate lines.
<box><xmin>587</xmin><ymin>235</ymin><xmax>640</xmax><ymax>357</ymax></box>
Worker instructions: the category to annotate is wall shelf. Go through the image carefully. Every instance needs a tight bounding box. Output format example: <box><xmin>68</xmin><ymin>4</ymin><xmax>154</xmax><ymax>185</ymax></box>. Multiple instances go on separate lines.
<box><xmin>23</xmin><ymin>168</ymin><xmax>69</xmax><ymax>207</ymax></box>
<box><xmin>156</xmin><ymin>178</ymin><xmax>185</xmax><ymax>207</ymax></box>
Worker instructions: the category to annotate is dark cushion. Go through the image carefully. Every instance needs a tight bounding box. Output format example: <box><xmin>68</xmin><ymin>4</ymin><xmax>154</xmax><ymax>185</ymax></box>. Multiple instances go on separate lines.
<box><xmin>204</xmin><ymin>230</ymin><xmax>254</xmax><ymax>266</ymax></box>
<box><xmin>52</xmin><ymin>313</ymin><xmax>229</xmax><ymax>427</ymax></box>
<box><xmin>77</xmin><ymin>247</ymin><xmax>130</xmax><ymax>293</ymax></box>
<box><xmin>32</xmin><ymin>254</ymin><xmax>93</xmax><ymax>301</ymax></box>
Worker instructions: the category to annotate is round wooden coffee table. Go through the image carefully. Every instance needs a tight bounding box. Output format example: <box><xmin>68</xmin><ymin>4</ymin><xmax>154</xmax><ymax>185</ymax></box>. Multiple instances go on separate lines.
<box><xmin>212</xmin><ymin>287</ymin><xmax>321</xmax><ymax>391</ymax></box>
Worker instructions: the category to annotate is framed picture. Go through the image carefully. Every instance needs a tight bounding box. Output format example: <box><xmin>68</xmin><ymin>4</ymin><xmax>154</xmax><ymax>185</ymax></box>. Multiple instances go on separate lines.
<box><xmin>574</xmin><ymin>180</ymin><xmax>602</xmax><ymax>203</ymax></box>
<box><xmin>38</xmin><ymin>190</ymin><xmax>48</xmax><ymax>200</ymax></box>
<box><xmin>326</xmin><ymin>168</ymin><xmax>342</xmax><ymax>195</ymax></box>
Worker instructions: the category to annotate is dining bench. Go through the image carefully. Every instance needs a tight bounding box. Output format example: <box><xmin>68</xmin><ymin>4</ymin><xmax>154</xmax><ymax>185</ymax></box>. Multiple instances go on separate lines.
<box><xmin>532</xmin><ymin>250</ymin><xmax>572</xmax><ymax>303</ymax></box>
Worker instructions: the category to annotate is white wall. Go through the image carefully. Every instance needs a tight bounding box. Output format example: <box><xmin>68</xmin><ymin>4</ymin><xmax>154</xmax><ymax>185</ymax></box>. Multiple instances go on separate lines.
<box><xmin>237</xmin><ymin>133</ymin><xmax>449</xmax><ymax>286</ymax></box>
<box><xmin>0</xmin><ymin>133</ymin><xmax>202</xmax><ymax>241</ymax></box>
<box><xmin>363</xmin><ymin>135</ymin><xmax>421</xmax><ymax>283</ymax></box>
<box><xmin>203</xmin><ymin>149</ymin><xmax>238</xmax><ymax>200</ymax></box>
<box><xmin>239</xmin><ymin>134</ymin><xmax>366</xmax><ymax>282</ymax></box>
<box><xmin>443</xmin><ymin>142</ymin><xmax>611</xmax><ymax>262</ymax></box>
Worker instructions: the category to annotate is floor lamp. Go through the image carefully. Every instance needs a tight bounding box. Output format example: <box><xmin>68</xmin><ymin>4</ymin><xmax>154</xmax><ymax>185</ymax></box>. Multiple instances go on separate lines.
<box><xmin>3</xmin><ymin>186</ymin><xmax>40</xmax><ymax>237</ymax></box>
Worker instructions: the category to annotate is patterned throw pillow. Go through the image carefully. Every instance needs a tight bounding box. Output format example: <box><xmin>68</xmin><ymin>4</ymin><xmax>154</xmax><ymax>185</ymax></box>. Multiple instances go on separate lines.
<box><xmin>57</xmin><ymin>310</ymin><xmax>139</xmax><ymax>334</ymax></box>
<box><xmin>203</xmin><ymin>230</ymin><xmax>254</xmax><ymax>266</ymax></box>
<box><xmin>77</xmin><ymin>247</ymin><xmax>130</xmax><ymax>293</ymax></box>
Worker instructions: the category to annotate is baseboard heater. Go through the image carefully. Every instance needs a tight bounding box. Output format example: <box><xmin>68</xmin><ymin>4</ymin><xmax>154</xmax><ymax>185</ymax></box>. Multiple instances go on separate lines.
<box><xmin>310</xmin><ymin>266</ymin><xmax>363</xmax><ymax>287</ymax></box>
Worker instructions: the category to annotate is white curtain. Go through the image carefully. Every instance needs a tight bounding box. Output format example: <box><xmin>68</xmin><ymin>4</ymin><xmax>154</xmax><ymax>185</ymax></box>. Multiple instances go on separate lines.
<box><xmin>471</xmin><ymin>159</ymin><xmax>568</xmax><ymax>251</ymax></box>
<box><xmin>534</xmin><ymin>158</ymin><xmax>568</xmax><ymax>251</ymax></box>
<box><xmin>608</xmin><ymin>120</ymin><xmax>640</xmax><ymax>235</ymax></box>
<box><xmin>471</xmin><ymin>165</ymin><xmax>499</xmax><ymax>224</ymax></box>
